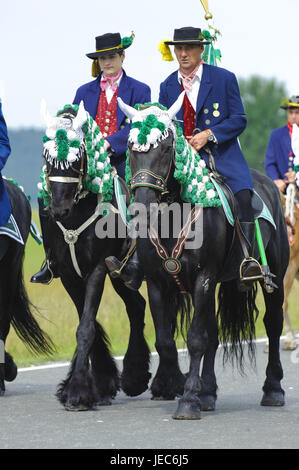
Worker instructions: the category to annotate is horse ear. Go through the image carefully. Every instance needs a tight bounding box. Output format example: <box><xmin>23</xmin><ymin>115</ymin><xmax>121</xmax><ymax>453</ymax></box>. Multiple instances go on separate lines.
<box><xmin>40</xmin><ymin>98</ymin><xmax>55</xmax><ymax>128</ymax></box>
<box><xmin>117</xmin><ymin>97</ymin><xmax>138</xmax><ymax>121</ymax></box>
<box><xmin>73</xmin><ymin>100</ymin><xmax>87</xmax><ymax>130</ymax></box>
<box><xmin>167</xmin><ymin>91</ymin><xmax>185</xmax><ymax>121</ymax></box>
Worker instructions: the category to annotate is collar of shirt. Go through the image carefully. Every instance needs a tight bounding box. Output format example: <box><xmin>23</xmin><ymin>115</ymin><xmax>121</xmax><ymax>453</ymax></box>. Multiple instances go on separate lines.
<box><xmin>177</xmin><ymin>64</ymin><xmax>203</xmax><ymax>111</ymax></box>
<box><xmin>101</xmin><ymin>71</ymin><xmax>123</xmax><ymax>104</ymax></box>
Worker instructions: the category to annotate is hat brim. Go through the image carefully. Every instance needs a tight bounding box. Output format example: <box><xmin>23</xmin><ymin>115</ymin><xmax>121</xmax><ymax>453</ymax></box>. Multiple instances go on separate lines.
<box><xmin>280</xmin><ymin>104</ymin><xmax>299</xmax><ymax>110</ymax></box>
<box><xmin>86</xmin><ymin>44</ymin><xmax>131</xmax><ymax>60</ymax></box>
<box><xmin>164</xmin><ymin>40</ymin><xmax>211</xmax><ymax>46</ymax></box>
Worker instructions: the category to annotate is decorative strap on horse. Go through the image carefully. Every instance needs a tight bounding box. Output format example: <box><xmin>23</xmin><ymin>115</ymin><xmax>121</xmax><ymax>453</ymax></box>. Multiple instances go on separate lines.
<box><xmin>131</xmin><ymin>169</ymin><xmax>167</xmax><ymax>193</ymax></box>
<box><xmin>56</xmin><ymin>193</ymin><xmax>104</xmax><ymax>277</ymax></box>
<box><xmin>148</xmin><ymin>205</ymin><xmax>202</xmax><ymax>293</ymax></box>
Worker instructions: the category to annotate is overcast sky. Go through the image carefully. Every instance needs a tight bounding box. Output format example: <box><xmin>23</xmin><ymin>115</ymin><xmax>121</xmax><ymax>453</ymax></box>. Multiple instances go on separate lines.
<box><xmin>1</xmin><ymin>0</ymin><xmax>298</xmax><ymax>128</ymax></box>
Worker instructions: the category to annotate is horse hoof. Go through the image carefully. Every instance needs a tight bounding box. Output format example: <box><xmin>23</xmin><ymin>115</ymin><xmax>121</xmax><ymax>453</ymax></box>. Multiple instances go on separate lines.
<box><xmin>283</xmin><ymin>342</ymin><xmax>297</xmax><ymax>351</ymax></box>
<box><xmin>64</xmin><ymin>402</ymin><xmax>90</xmax><ymax>412</ymax></box>
<box><xmin>151</xmin><ymin>395</ymin><xmax>175</xmax><ymax>401</ymax></box>
<box><xmin>5</xmin><ymin>363</ymin><xmax>17</xmax><ymax>382</ymax></box>
<box><xmin>260</xmin><ymin>391</ymin><xmax>285</xmax><ymax>407</ymax></box>
<box><xmin>95</xmin><ymin>397</ymin><xmax>112</xmax><ymax>406</ymax></box>
<box><xmin>172</xmin><ymin>398</ymin><xmax>201</xmax><ymax>420</ymax></box>
<box><xmin>199</xmin><ymin>394</ymin><xmax>216</xmax><ymax>411</ymax></box>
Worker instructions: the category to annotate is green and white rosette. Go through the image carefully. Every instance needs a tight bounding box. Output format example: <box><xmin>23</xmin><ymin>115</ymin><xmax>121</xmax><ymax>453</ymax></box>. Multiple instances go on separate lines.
<box><xmin>38</xmin><ymin>102</ymin><xmax>114</xmax><ymax>205</ymax></box>
<box><xmin>125</xmin><ymin>102</ymin><xmax>221</xmax><ymax>208</ymax></box>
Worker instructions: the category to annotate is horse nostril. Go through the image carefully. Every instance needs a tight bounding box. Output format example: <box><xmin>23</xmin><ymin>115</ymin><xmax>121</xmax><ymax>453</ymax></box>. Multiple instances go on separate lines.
<box><xmin>49</xmin><ymin>206</ymin><xmax>70</xmax><ymax>221</ymax></box>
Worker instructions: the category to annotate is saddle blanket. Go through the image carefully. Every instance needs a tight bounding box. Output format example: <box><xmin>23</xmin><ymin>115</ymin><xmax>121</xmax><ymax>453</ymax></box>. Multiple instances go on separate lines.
<box><xmin>0</xmin><ymin>215</ymin><xmax>42</xmax><ymax>246</ymax></box>
<box><xmin>211</xmin><ymin>176</ymin><xmax>276</xmax><ymax>229</ymax></box>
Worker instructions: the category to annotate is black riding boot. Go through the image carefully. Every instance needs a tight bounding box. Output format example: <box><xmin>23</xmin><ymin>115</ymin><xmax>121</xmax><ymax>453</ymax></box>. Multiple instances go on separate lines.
<box><xmin>105</xmin><ymin>243</ymin><xmax>144</xmax><ymax>291</ymax></box>
<box><xmin>30</xmin><ymin>199</ymin><xmax>58</xmax><ymax>284</ymax></box>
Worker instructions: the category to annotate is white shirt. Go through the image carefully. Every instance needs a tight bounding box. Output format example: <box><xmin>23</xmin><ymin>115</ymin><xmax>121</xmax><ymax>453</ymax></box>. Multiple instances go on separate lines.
<box><xmin>101</xmin><ymin>72</ymin><xmax>123</xmax><ymax>104</ymax></box>
<box><xmin>177</xmin><ymin>64</ymin><xmax>203</xmax><ymax>111</ymax></box>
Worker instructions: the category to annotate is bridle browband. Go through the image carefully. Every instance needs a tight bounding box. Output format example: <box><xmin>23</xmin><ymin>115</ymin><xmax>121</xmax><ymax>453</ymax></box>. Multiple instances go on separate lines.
<box><xmin>128</xmin><ymin>137</ymin><xmax>176</xmax><ymax>199</ymax></box>
<box><xmin>44</xmin><ymin>144</ymin><xmax>87</xmax><ymax>204</ymax></box>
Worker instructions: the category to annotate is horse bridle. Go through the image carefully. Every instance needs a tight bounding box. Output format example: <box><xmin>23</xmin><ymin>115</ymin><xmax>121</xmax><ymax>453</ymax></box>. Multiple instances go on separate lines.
<box><xmin>44</xmin><ymin>145</ymin><xmax>87</xmax><ymax>204</ymax></box>
<box><xmin>128</xmin><ymin>138</ymin><xmax>176</xmax><ymax>201</ymax></box>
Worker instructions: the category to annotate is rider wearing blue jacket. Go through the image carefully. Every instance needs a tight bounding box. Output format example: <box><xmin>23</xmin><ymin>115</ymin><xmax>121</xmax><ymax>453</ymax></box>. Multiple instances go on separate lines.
<box><xmin>31</xmin><ymin>31</ymin><xmax>151</xmax><ymax>284</ymax></box>
<box><xmin>0</xmin><ymin>101</ymin><xmax>11</xmax><ymax>226</ymax></box>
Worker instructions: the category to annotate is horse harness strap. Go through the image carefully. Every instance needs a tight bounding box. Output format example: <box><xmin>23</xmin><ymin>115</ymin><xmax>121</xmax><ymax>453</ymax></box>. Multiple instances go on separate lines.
<box><xmin>148</xmin><ymin>206</ymin><xmax>202</xmax><ymax>294</ymax></box>
<box><xmin>131</xmin><ymin>169</ymin><xmax>167</xmax><ymax>193</ymax></box>
<box><xmin>56</xmin><ymin>193</ymin><xmax>104</xmax><ymax>278</ymax></box>
<box><xmin>48</xmin><ymin>176</ymin><xmax>81</xmax><ymax>184</ymax></box>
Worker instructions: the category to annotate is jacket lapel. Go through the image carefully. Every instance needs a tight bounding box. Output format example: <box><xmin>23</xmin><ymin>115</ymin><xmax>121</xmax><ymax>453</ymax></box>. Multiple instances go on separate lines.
<box><xmin>282</xmin><ymin>125</ymin><xmax>292</xmax><ymax>153</ymax></box>
<box><xmin>84</xmin><ymin>76</ymin><xmax>101</xmax><ymax>119</ymax></box>
<box><xmin>196</xmin><ymin>64</ymin><xmax>212</xmax><ymax>120</ymax></box>
<box><xmin>166</xmin><ymin>74</ymin><xmax>184</xmax><ymax>124</ymax></box>
<box><xmin>117</xmin><ymin>71</ymin><xmax>132</xmax><ymax>128</ymax></box>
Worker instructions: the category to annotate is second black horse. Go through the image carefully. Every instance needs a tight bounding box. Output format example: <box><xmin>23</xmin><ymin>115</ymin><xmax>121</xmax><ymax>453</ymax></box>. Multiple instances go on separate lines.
<box><xmin>118</xmin><ymin>95</ymin><xmax>289</xmax><ymax>420</ymax></box>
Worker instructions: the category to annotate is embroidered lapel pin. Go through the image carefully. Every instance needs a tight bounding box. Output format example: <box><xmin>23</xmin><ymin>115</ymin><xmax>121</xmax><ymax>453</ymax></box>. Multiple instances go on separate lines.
<box><xmin>213</xmin><ymin>103</ymin><xmax>220</xmax><ymax>117</ymax></box>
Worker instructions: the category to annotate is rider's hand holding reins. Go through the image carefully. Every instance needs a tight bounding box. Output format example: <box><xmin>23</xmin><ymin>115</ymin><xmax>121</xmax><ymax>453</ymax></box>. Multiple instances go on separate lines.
<box><xmin>187</xmin><ymin>131</ymin><xmax>209</xmax><ymax>151</ymax></box>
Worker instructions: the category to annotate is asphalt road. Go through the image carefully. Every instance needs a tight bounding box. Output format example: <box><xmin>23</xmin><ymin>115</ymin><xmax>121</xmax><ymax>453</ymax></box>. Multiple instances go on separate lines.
<box><xmin>1</xmin><ymin>339</ymin><xmax>299</xmax><ymax>450</ymax></box>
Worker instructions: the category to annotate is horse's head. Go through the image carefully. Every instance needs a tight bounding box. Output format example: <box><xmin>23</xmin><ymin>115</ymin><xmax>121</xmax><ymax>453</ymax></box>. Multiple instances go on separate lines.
<box><xmin>39</xmin><ymin>100</ymin><xmax>113</xmax><ymax>221</ymax></box>
<box><xmin>119</xmin><ymin>93</ymin><xmax>220</xmax><ymax>210</ymax></box>
<box><xmin>118</xmin><ymin>93</ymin><xmax>185</xmax><ymax>206</ymax></box>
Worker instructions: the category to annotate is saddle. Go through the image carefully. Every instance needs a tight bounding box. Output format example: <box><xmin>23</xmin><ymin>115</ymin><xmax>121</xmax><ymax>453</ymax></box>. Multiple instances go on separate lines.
<box><xmin>210</xmin><ymin>176</ymin><xmax>276</xmax><ymax>283</ymax></box>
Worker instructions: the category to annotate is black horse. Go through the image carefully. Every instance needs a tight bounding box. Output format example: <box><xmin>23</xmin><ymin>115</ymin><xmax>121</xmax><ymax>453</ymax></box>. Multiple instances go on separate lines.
<box><xmin>0</xmin><ymin>180</ymin><xmax>53</xmax><ymax>395</ymax></box>
<box><xmin>39</xmin><ymin>102</ymin><xmax>150</xmax><ymax>411</ymax></box>
<box><xmin>119</xmin><ymin>96</ymin><xmax>289</xmax><ymax>420</ymax></box>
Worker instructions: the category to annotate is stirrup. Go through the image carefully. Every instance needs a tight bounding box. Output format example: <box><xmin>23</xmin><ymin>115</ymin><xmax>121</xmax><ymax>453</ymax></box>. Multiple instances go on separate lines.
<box><xmin>261</xmin><ymin>265</ymin><xmax>278</xmax><ymax>294</ymax></box>
<box><xmin>239</xmin><ymin>257</ymin><xmax>264</xmax><ymax>282</ymax></box>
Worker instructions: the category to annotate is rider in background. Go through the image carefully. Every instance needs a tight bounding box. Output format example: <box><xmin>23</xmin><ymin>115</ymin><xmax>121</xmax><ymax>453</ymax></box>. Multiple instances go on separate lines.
<box><xmin>0</xmin><ymin>99</ymin><xmax>12</xmax><ymax>227</ymax></box>
<box><xmin>31</xmin><ymin>31</ymin><xmax>151</xmax><ymax>284</ymax></box>
<box><xmin>265</xmin><ymin>95</ymin><xmax>299</xmax><ymax>193</ymax></box>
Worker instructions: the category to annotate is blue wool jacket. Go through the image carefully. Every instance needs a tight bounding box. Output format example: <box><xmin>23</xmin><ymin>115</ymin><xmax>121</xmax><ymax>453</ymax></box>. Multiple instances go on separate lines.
<box><xmin>159</xmin><ymin>64</ymin><xmax>253</xmax><ymax>194</ymax></box>
<box><xmin>264</xmin><ymin>125</ymin><xmax>292</xmax><ymax>180</ymax></box>
<box><xmin>0</xmin><ymin>102</ymin><xmax>11</xmax><ymax>225</ymax></box>
<box><xmin>73</xmin><ymin>70</ymin><xmax>151</xmax><ymax>179</ymax></box>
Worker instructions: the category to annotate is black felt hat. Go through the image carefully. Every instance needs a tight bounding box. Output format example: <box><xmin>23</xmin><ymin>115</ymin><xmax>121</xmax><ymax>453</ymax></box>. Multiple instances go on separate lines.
<box><xmin>280</xmin><ymin>95</ymin><xmax>299</xmax><ymax>110</ymax></box>
<box><xmin>86</xmin><ymin>32</ymin><xmax>134</xmax><ymax>60</ymax></box>
<box><xmin>164</xmin><ymin>27</ymin><xmax>211</xmax><ymax>46</ymax></box>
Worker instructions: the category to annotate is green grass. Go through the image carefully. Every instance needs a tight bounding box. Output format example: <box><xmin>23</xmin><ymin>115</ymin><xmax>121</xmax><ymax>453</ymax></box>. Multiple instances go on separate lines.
<box><xmin>5</xmin><ymin>209</ymin><xmax>299</xmax><ymax>367</ymax></box>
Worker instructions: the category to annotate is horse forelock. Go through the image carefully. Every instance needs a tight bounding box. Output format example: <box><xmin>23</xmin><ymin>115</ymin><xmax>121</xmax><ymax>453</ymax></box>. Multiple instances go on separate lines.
<box><xmin>128</xmin><ymin>105</ymin><xmax>177</xmax><ymax>151</ymax></box>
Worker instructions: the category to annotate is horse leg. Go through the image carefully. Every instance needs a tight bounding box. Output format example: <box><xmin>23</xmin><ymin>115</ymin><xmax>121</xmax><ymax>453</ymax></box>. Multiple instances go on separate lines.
<box><xmin>147</xmin><ymin>279</ymin><xmax>186</xmax><ymax>400</ymax></box>
<box><xmin>282</xmin><ymin>263</ymin><xmax>297</xmax><ymax>350</ymax></box>
<box><xmin>110</xmin><ymin>277</ymin><xmax>151</xmax><ymax>397</ymax></box>
<box><xmin>261</xmin><ymin>284</ymin><xmax>285</xmax><ymax>406</ymax></box>
<box><xmin>199</xmin><ymin>308</ymin><xmax>219</xmax><ymax>411</ymax></box>
<box><xmin>173</xmin><ymin>277</ymin><xmax>215</xmax><ymax>420</ymax></box>
<box><xmin>57</xmin><ymin>267</ymin><xmax>118</xmax><ymax>410</ymax></box>
<box><xmin>0</xmin><ymin>261</ymin><xmax>17</xmax><ymax>395</ymax></box>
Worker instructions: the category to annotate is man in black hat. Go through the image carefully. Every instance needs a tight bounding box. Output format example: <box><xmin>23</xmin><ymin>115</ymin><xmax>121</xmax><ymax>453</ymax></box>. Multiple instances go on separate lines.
<box><xmin>157</xmin><ymin>26</ymin><xmax>263</xmax><ymax>288</ymax></box>
<box><xmin>265</xmin><ymin>95</ymin><xmax>299</xmax><ymax>193</ymax></box>
<box><xmin>31</xmin><ymin>32</ymin><xmax>151</xmax><ymax>285</ymax></box>
<box><xmin>73</xmin><ymin>31</ymin><xmax>151</xmax><ymax>180</ymax></box>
